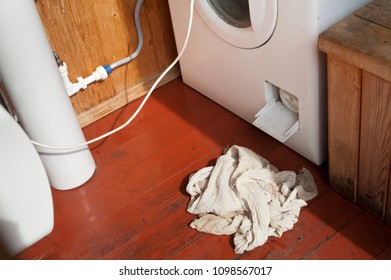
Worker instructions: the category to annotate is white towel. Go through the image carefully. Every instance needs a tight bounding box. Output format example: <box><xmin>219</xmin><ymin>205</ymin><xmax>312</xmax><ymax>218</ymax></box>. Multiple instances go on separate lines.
<box><xmin>186</xmin><ymin>145</ymin><xmax>318</xmax><ymax>254</ymax></box>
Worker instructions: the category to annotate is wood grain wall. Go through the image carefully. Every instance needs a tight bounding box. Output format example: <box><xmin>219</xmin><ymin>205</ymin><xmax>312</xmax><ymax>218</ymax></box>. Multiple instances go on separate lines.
<box><xmin>35</xmin><ymin>0</ymin><xmax>180</xmax><ymax>127</ymax></box>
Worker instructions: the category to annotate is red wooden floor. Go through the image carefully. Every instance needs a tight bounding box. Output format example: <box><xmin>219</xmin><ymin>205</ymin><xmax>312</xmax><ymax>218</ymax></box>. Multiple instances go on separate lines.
<box><xmin>11</xmin><ymin>78</ymin><xmax>391</xmax><ymax>260</ymax></box>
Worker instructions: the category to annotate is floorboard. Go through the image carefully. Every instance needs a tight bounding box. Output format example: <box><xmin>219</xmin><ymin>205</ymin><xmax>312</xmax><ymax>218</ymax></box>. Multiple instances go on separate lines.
<box><xmin>12</xmin><ymin>78</ymin><xmax>391</xmax><ymax>260</ymax></box>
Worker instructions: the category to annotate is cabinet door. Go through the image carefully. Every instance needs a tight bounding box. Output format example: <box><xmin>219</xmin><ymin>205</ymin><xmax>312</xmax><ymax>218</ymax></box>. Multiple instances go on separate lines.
<box><xmin>328</xmin><ymin>55</ymin><xmax>362</xmax><ymax>202</ymax></box>
<box><xmin>358</xmin><ymin>71</ymin><xmax>391</xmax><ymax>220</ymax></box>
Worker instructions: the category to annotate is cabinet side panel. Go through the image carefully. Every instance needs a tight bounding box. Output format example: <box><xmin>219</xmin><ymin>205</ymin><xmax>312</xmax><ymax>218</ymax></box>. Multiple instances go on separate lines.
<box><xmin>359</xmin><ymin>71</ymin><xmax>391</xmax><ymax>220</ymax></box>
<box><xmin>328</xmin><ymin>55</ymin><xmax>361</xmax><ymax>202</ymax></box>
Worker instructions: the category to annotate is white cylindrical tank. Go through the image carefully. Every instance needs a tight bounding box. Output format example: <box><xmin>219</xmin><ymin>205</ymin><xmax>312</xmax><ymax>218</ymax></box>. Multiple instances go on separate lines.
<box><xmin>0</xmin><ymin>0</ymin><xmax>96</xmax><ymax>190</ymax></box>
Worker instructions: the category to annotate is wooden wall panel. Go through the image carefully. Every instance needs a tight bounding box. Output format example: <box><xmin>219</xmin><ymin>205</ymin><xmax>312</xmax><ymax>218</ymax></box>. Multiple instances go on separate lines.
<box><xmin>327</xmin><ymin>55</ymin><xmax>362</xmax><ymax>202</ymax></box>
<box><xmin>35</xmin><ymin>0</ymin><xmax>180</xmax><ymax>127</ymax></box>
<box><xmin>358</xmin><ymin>71</ymin><xmax>391</xmax><ymax>220</ymax></box>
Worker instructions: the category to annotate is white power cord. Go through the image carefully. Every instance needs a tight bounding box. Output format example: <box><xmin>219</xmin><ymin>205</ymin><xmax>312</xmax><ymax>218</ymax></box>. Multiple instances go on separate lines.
<box><xmin>31</xmin><ymin>0</ymin><xmax>195</xmax><ymax>151</ymax></box>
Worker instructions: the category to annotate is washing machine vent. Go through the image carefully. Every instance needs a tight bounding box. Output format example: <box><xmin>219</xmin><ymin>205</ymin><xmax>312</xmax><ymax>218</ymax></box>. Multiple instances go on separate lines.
<box><xmin>253</xmin><ymin>81</ymin><xmax>300</xmax><ymax>143</ymax></box>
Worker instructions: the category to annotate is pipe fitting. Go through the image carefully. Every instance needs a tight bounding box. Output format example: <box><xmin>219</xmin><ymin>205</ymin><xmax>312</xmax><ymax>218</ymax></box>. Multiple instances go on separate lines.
<box><xmin>59</xmin><ymin>64</ymin><xmax>110</xmax><ymax>97</ymax></box>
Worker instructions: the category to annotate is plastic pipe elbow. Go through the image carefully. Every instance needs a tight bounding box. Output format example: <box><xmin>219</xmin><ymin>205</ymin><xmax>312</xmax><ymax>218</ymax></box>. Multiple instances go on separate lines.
<box><xmin>59</xmin><ymin>63</ymin><xmax>78</xmax><ymax>96</ymax></box>
<box><xmin>59</xmin><ymin>64</ymin><xmax>110</xmax><ymax>97</ymax></box>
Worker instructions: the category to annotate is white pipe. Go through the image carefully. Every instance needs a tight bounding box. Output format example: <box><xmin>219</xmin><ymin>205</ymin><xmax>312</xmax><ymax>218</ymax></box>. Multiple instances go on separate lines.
<box><xmin>0</xmin><ymin>0</ymin><xmax>95</xmax><ymax>190</ymax></box>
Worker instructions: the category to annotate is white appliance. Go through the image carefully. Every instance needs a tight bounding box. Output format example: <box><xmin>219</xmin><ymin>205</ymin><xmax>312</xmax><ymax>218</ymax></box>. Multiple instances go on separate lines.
<box><xmin>0</xmin><ymin>105</ymin><xmax>54</xmax><ymax>257</ymax></box>
<box><xmin>168</xmin><ymin>0</ymin><xmax>371</xmax><ymax>165</ymax></box>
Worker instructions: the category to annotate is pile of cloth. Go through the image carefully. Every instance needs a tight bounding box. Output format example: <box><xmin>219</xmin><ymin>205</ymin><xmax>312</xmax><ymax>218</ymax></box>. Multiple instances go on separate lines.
<box><xmin>186</xmin><ymin>145</ymin><xmax>318</xmax><ymax>254</ymax></box>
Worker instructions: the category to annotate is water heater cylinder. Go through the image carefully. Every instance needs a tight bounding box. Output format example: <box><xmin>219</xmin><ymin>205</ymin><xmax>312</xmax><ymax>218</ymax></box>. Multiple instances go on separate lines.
<box><xmin>0</xmin><ymin>0</ymin><xmax>96</xmax><ymax>190</ymax></box>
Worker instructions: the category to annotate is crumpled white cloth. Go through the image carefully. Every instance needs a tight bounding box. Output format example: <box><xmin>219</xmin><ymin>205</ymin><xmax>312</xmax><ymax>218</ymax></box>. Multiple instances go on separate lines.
<box><xmin>186</xmin><ymin>145</ymin><xmax>318</xmax><ymax>254</ymax></box>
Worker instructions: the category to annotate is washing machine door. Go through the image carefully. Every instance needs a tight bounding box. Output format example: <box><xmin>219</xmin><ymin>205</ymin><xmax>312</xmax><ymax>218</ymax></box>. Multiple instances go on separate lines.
<box><xmin>195</xmin><ymin>0</ymin><xmax>278</xmax><ymax>49</ymax></box>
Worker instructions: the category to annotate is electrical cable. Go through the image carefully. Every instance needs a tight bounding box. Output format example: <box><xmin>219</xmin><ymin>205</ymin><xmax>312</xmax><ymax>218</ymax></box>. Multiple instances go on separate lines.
<box><xmin>31</xmin><ymin>0</ymin><xmax>195</xmax><ymax>151</ymax></box>
<box><xmin>109</xmin><ymin>0</ymin><xmax>144</xmax><ymax>71</ymax></box>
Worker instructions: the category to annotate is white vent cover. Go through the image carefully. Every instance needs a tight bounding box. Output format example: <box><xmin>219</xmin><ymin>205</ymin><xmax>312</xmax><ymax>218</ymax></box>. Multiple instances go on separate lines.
<box><xmin>253</xmin><ymin>82</ymin><xmax>300</xmax><ymax>142</ymax></box>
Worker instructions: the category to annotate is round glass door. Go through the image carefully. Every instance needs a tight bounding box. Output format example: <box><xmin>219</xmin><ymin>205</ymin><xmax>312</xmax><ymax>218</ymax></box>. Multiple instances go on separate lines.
<box><xmin>195</xmin><ymin>0</ymin><xmax>278</xmax><ymax>49</ymax></box>
<box><xmin>208</xmin><ymin>0</ymin><xmax>251</xmax><ymax>28</ymax></box>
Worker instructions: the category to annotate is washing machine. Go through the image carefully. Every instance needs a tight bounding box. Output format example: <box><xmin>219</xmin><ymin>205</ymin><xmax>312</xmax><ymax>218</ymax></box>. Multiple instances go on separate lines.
<box><xmin>168</xmin><ymin>0</ymin><xmax>371</xmax><ymax>165</ymax></box>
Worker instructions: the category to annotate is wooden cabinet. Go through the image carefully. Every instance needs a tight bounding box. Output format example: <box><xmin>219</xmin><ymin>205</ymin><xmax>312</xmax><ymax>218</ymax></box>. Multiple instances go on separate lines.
<box><xmin>319</xmin><ymin>0</ymin><xmax>391</xmax><ymax>225</ymax></box>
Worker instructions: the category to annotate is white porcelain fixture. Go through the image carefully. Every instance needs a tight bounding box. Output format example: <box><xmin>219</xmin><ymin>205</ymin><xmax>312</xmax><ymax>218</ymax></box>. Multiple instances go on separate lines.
<box><xmin>0</xmin><ymin>105</ymin><xmax>54</xmax><ymax>256</ymax></box>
